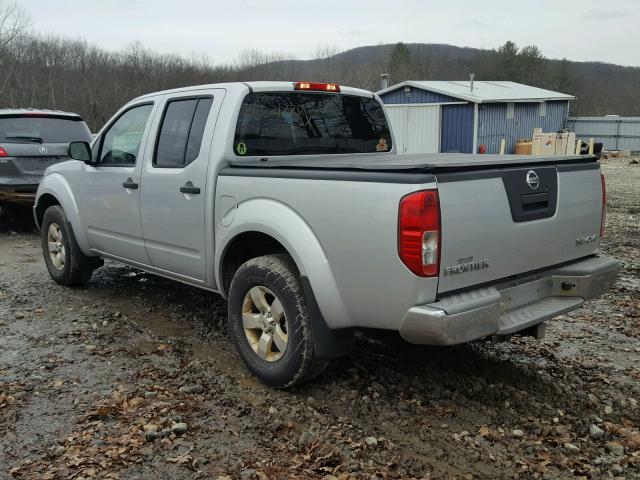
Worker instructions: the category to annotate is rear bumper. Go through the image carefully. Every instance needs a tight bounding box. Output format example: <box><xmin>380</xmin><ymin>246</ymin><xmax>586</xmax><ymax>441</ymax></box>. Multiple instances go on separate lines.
<box><xmin>0</xmin><ymin>184</ymin><xmax>38</xmax><ymax>204</ymax></box>
<box><xmin>399</xmin><ymin>255</ymin><xmax>618</xmax><ymax>345</ymax></box>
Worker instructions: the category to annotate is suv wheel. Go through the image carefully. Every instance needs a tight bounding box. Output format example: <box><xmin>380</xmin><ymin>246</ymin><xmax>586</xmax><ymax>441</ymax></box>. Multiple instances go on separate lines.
<box><xmin>41</xmin><ymin>205</ymin><xmax>100</xmax><ymax>286</ymax></box>
<box><xmin>228</xmin><ymin>254</ymin><xmax>327</xmax><ymax>388</ymax></box>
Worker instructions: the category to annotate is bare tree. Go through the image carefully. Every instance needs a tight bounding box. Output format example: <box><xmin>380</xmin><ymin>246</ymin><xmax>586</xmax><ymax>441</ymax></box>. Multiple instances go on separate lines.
<box><xmin>0</xmin><ymin>1</ymin><xmax>30</xmax><ymax>49</ymax></box>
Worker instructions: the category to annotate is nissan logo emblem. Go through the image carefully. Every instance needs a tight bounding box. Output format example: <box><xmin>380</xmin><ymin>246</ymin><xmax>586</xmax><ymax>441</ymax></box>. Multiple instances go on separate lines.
<box><xmin>526</xmin><ymin>170</ymin><xmax>540</xmax><ymax>190</ymax></box>
<box><xmin>38</xmin><ymin>146</ymin><xmax>48</xmax><ymax>154</ymax></box>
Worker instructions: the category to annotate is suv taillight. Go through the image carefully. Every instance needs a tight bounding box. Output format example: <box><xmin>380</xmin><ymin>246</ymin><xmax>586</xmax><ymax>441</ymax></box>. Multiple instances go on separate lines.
<box><xmin>600</xmin><ymin>173</ymin><xmax>606</xmax><ymax>238</ymax></box>
<box><xmin>0</xmin><ymin>147</ymin><xmax>7</xmax><ymax>157</ymax></box>
<box><xmin>398</xmin><ymin>190</ymin><xmax>441</xmax><ymax>277</ymax></box>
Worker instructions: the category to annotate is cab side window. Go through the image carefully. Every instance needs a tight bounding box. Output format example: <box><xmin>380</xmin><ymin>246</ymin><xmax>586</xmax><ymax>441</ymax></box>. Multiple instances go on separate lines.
<box><xmin>154</xmin><ymin>97</ymin><xmax>213</xmax><ymax>168</ymax></box>
<box><xmin>99</xmin><ymin>104</ymin><xmax>153</xmax><ymax>166</ymax></box>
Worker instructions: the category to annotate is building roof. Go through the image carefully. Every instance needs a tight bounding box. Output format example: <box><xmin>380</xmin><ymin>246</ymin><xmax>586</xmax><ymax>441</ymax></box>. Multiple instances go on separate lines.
<box><xmin>376</xmin><ymin>80</ymin><xmax>575</xmax><ymax>103</ymax></box>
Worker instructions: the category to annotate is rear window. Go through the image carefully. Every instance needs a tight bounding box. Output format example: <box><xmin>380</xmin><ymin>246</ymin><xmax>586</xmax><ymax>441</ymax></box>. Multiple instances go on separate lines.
<box><xmin>0</xmin><ymin>115</ymin><xmax>92</xmax><ymax>144</ymax></box>
<box><xmin>234</xmin><ymin>92</ymin><xmax>392</xmax><ymax>156</ymax></box>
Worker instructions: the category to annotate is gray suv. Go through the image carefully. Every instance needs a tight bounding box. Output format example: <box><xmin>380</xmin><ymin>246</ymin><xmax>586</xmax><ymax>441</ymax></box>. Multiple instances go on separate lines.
<box><xmin>0</xmin><ymin>109</ymin><xmax>92</xmax><ymax>207</ymax></box>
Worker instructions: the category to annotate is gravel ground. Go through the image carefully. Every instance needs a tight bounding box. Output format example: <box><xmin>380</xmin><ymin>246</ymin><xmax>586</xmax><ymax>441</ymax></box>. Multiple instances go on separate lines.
<box><xmin>0</xmin><ymin>158</ymin><xmax>638</xmax><ymax>480</ymax></box>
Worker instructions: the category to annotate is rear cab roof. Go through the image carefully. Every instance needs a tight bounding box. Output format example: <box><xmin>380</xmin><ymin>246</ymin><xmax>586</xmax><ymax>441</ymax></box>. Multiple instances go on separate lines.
<box><xmin>130</xmin><ymin>81</ymin><xmax>378</xmax><ymax>103</ymax></box>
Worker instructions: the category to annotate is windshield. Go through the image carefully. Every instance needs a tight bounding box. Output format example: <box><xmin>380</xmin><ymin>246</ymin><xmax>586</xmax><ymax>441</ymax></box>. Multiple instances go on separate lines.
<box><xmin>234</xmin><ymin>92</ymin><xmax>392</xmax><ymax>156</ymax></box>
<box><xmin>0</xmin><ymin>115</ymin><xmax>93</xmax><ymax>144</ymax></box>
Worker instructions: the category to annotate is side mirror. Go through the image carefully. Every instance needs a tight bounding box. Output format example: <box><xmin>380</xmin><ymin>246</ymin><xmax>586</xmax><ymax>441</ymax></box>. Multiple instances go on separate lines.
<box><xmin>68</xmin><ymin>141</ymin><xmax>93</xmax><ymax>164</ymax></box>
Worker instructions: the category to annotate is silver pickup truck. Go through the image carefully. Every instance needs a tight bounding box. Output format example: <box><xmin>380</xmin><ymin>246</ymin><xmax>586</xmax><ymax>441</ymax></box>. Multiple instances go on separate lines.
<box><xmin>34</xmin><ymin>81</ymin><xmax>617</xmax><ymax>388</ymax></box>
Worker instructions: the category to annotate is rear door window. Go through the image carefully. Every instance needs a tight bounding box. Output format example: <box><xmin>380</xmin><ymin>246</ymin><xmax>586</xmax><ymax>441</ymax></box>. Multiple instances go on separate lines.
<box><xmin>0</xmin><ymin>116</ymin><xmax>92</xmax><ymax>144</ymax></box>
<box><xmin>154</xmin><ymin>97</ymin><xmax>213</xmax><ymax>168</ymax></box>
<box><xmin>234</xmin><ymin>92</ymin><xmax>392</xmax><ymax>156</ymax></box>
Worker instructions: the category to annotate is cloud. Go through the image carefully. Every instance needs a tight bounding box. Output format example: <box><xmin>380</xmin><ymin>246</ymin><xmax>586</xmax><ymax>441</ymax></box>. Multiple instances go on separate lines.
<box><xmin>337</xmin><ymin>27</ymin><xmax>374</xmax><ymax>37</ymax></box>
<box><xmin>581</xmin><ymin>9</ymin><xmax>634</xmax><ymax>20</ymax></box>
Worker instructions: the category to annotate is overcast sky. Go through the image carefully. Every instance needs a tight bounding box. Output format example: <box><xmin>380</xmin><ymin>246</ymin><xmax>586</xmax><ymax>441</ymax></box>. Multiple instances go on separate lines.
<box><xmin>18</xmin><ymin>0</ymin><xmax>640</xmax><ymax>67</ymax></box>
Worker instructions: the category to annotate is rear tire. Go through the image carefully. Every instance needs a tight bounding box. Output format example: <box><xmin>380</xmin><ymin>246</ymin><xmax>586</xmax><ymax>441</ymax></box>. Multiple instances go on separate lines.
<box><xmin>41</xmin><ymin>205</ymin><xmax>100</xmax><ymax>286</ymax></box>
<box><xmin>228</xmin><ymin>254</ymin><xmax>327</xmax><ymax>388</ymax></box>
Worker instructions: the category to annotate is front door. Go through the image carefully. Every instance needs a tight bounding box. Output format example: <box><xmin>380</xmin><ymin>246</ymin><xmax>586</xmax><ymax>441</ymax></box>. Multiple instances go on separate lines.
<box><xmin>81</xmin><ymin>102</ymin><xmax>156</xmax><ymax>263</ymax></box>
<box><xmin>140</xmin><ymin>90</ymin><xmax>223</xmax><ymax>281</ymax></box>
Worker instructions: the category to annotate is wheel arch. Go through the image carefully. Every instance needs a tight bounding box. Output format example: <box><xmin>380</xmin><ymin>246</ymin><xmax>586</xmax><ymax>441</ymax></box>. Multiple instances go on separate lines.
<box><xmin>35</xmin><ymin>174</ymin><xmax>92</xmax><ymax>254</ymax></box>
<box><xmin>215</xmin><ymin>198</ymin><xmax>353</xmax><ymax>358</ymax></box>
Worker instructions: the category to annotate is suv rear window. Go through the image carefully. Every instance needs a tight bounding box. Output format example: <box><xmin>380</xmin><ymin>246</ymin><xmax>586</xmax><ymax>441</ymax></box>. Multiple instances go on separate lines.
<box><xmin>0</xmin><ymin>115</ymin><xmax>92</xmax><ymax>144</ymax></box>
<box><xmin>234</xmin><ymin>92</ymin><xmax>392</xmax><ymax>156</ymax></box>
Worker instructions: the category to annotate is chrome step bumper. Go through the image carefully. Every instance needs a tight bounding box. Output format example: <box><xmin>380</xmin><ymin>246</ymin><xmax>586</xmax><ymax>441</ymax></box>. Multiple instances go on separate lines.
<box><xmin>399</xmin><ymin>255</ymin><xmax>618</xmax><ymax>345</ymax></box>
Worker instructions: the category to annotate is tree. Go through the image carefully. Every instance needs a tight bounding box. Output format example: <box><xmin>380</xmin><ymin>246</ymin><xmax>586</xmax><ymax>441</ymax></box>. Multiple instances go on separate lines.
<box><xmin>0</xmin><ymin>0</ymin><xmax>30</xmax><ymax>49</ymax></box>
<box><xmin>389</xmin><ymin>42</ymin><xmax>412</xmax><ymax>83</ymax></box>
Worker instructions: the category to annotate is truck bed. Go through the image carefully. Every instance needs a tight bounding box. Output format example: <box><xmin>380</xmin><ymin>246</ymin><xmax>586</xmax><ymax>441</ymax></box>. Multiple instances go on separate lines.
<box><xmin>227</xmin><ymin>153</ymin><xmax>598</xmax><ymax>172</ymax></box>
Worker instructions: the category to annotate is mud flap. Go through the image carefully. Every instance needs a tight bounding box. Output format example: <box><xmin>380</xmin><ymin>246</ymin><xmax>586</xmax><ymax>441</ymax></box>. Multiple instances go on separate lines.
<box><xmin>300</xmin><ymin>276</ymin><xmax>354</xmax><ymax>360</ymax></box>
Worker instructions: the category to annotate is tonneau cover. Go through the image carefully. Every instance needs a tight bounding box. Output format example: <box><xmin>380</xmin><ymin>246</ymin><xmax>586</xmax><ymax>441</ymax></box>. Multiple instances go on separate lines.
<box><xmin>228</xmin><ymin>153</ymin><xmax>597</xmax><ymax>172</ymax></box>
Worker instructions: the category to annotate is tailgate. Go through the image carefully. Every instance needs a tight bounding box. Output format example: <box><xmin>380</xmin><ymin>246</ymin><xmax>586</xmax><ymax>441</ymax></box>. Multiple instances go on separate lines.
<box><xmin>1</xmin><ymin>143</ymin><xmax>69</xmax><ymax>175</ymax></box>
<box><xmin>436</xmin><ymin>162</ymin><xmax>603</xmax><ymax>293</ymax></box>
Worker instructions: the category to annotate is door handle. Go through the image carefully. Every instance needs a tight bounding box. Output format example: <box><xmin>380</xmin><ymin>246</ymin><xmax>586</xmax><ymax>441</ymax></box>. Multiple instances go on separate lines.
<box><xmin>122</xmin><ymin>179</ymin><xmax>138</xmax><ymax>189</ymax></box>
<box><xmin>180</xmin><ymin>183</ymin><xmax>200</xmax><ymax>195</ymax></box>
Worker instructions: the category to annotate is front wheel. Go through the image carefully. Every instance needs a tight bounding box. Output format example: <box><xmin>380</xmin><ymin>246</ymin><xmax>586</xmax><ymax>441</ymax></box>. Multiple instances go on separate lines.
<box><xmin>41</xmin><ymin>205</ymin><xmax>100</xmax><ymax>286</ymax></box>
<box><xmin>228</xmin><ymin>254</ymin><xmax>327</xmax><ymax>388</ymax></box>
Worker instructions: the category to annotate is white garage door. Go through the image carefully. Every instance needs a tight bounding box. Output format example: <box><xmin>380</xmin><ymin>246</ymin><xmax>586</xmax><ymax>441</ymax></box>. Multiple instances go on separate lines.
<box><xmin>385</xmin><ymin>104</ymin><xmax>441</xmax><ymax>154</ymax></box>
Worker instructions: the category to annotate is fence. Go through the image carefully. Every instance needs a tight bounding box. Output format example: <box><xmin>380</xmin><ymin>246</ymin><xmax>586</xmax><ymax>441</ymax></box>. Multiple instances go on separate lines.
<box><xmin>566</xmin><ymin>117</ymin><xmax>640</xmax><ymax>152</ymax></box>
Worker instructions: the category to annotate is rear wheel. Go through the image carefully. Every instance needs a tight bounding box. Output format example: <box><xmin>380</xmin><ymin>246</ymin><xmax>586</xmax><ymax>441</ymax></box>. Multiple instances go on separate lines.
<box><xmin>228</xmin><ymin>254</ymin><xmax>327</xmax><ymax>388</ymax></box>
<box><xmin>41</xmin><ymin>205</ymin><xmax>100</xmax><ymax>286</ymax></box>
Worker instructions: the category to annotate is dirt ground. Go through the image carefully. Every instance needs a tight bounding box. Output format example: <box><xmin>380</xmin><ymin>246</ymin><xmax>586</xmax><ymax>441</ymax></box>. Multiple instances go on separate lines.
<box><xmin>1</xmin><ymin>158</ymin><xmax>639</xmax><ymax>480</ymax></box>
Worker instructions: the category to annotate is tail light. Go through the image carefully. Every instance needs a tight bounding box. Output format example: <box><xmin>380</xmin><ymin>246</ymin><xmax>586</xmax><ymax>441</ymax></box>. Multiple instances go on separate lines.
<box><xmin>0</xmin><ymin>147</ymin><xmax>7</xmax><ymax>157</ymax></box>
<box><xmin>294</xmin><ymin>82</ymin><xmax>340</xmax><ymax>92</ymax></box>
<box><xmin>398</xmin><ymin>190</ymin><xmax>441</xmax><ymax>277</ymax></box>
<box><xmin>600</xmin><ymin>173</ymin><xmax>606</xmax><ymax>238</ymax></box>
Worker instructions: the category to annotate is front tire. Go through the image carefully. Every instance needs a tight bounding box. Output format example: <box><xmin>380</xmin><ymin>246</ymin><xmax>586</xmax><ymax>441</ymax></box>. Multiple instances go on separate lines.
<box><xmin>228</xmin><ymin>254</ymin><xmax>327</xmax><ymax>388</ymax></box>
<box><xmin>41</xmin><ymin>205</ymin><xmax>100</xmax><ymax>286</ymax></box>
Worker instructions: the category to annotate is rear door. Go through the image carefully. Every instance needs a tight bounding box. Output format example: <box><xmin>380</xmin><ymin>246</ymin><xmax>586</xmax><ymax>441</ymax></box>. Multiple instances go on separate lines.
<box><xmin>436</xmin><ymin>163</ymin><xmax>603</xmax><ymax>293</ymax></box>
<box><xmin>139</xmin><ymin>90</ymin><xmax>223</xmax><ymax>281</ymax></box>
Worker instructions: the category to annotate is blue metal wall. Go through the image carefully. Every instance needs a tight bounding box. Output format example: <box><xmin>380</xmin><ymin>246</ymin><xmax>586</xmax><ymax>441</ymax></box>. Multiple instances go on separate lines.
<box><xmin>477</xmin><ymin>100</ymin><xmax>569</xmax><ymax>154</ymax></box>
<box><xmin>440</xmin><ymin>104</ymin><xmax>474</xmax><ymax>153</ymax></box>
<box><xmin>379</xmin><ymin>87</ymin><xmax>459</xmax><ymax>104</ymax></box>
<box><xmin>380</xmin><ymin>86</ymin><xmax>570</xmax><ymax>154</ymax></box>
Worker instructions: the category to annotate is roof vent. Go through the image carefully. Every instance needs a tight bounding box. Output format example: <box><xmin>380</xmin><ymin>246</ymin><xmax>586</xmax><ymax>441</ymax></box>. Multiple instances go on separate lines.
<box><xmin>379</xmin><ymin>74</ymin><xmax>389</xmax><ymax>90</ymax></box>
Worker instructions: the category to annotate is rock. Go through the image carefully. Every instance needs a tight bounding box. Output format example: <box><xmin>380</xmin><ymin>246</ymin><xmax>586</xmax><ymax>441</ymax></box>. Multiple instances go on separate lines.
<box><xmin>50</xmin><ymin>445</ymin><xmax>65</xmax><ymax>458</ymax></box>
<box><xmin>629</xmin><ymin>397</ymin><xmax>637</xmax><ymax>408</ymax></box>
<box><xmin>365</xmin><ymin>436</ymin><xmax>378</xmax><ymax>447</ymax></box>
<box><xmin>171</xmin><ymin>422</ymin><xmax>188</xmax><ymax>435</ymax></box>
<box><xmin>564</xmin><ymin>442</ymin><xmax>580</xmax><ymax>453</ymax></box>
<box><xmin>582</xmin><ymin>359</ymin><xmax>597</xmax><ymax>369</ymax></box>
<box><xmin>322</xmin><ymin>476</ymin><xmax>339</xmax><ymax>480</ymax></box>
<box><xmin>590</xmin><ymin>424</ymin><xmax>605</xmax><ymax>440</ymax></box>
<box><xmin>180</xmin><ymin>384</ymin><xmax>205</xmax><ymax>394</ymax></box>
<box><xmin>611</xmin><ymin>464</ymin><xmax>624</xmax><ymax>474</ymax></box>
<box><xmin>145</xmin><ymin>430</ymin><xmax>159</xmax><ymax>442</ymax></box>
<box><xmin>604</xmin><ymin>405</ymin><xmax>614</xmax><ymax>415</ymax></box>
<box><xmin>512</xmin><ymin>429</ymin><xmax>525</xmax><ymax>438</ymax></box>
<box><xmin>239</xmin><ymin>469</ymin><xmax>256</xmax><ymax>480</ymax></box>
<box><xmin>85</xmin><ymin>344</ymin><xmax>97</xmax><ymax>353</ymax></box>
<box><xmin>605</xmin><ymin>441</ymin><xmax>624</xmax><ymax>456</ymax></box>
<box><xmin>268</xmin><ymin>406</ymin><xmax>277</xmax><ymax>414</ymax></box>
<box><xmin>298</xmin><ymin>431</ymin><xmax>314</xmax><ymax>447</ymax></box>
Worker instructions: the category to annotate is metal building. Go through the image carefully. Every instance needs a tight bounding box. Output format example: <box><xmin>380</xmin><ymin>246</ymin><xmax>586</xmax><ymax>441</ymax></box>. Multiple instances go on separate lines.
<box><xmin>566</xmin><ymin>116</ymin><xmax>640</xmax><ymax>152</ymax></box>
<box><xmin>377</xmin><ymin>81</ymin><xmax>574</xmax><ymax>154</ymax></box>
